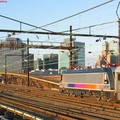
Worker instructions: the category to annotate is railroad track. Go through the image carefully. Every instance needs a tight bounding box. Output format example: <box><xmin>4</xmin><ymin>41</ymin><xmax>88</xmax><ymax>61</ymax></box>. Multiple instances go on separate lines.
<box><xmin>0</xmin><ymin>83</ymin><xmax>120</xmax><ymax>106</ymax></box>
<box><xmin>0</xmin><ymin>85</ymin><xmax>120</xmax><ymax>120</ymax></box>
<box><xmin>0</xmin><ymin>93</ymin><xmax>120</xmax><ymax>120</ymax></box>
<box><xmin>5</xmin><ymin>90</ymin><xmax>120</xmax><ymax>114</ymax></box>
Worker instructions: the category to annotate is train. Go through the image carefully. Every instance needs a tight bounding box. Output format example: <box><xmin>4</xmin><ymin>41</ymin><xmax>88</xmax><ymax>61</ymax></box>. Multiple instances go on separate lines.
<box><xmin>59</xmin><ymin>67</ymin><xmax>120</xmax><ymax>102</ymax></box>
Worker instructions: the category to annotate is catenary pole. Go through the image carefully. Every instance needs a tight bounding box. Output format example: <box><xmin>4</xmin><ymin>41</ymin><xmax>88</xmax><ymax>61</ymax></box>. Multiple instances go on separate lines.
<box><xmin>27</xmin><ymin>38</ymin><xmax>30</xmax><ymax>86</ymax></box>
<box><xmin>70</xmin><ymin>26</ymin><xmax>73</xmax><ymax>68</ymax></box>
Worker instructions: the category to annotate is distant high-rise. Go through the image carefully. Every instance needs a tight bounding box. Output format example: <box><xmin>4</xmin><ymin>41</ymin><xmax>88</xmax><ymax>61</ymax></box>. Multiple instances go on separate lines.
<box><xmin>96</xmin><ymin>40</ymin><xmax>119</xmax><ymax>68</ymax></box>
<box><xmin>43</xmin><ymin>53</ymin><xmax>58</xmax><ymax>70</ymax></box>
<box><xmin>59</xmin><ymin>38</ymin><xmax>85</xmax><ymax>70</ymax></box>
<box><xmin>0</xmin><ymin>37</ymin><xmax>34</xmax><ymax>73</ymax></box>
<box><xmin>34</xmin><ymin>58</ymin><xmax>43</xmax><ymax>70</ymax></box>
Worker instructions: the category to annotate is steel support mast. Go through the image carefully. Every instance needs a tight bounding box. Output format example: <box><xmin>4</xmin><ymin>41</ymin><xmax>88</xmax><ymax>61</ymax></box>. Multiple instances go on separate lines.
<box><xmin>70</xmin><ymin>26</ymin><xmax>73</xmax><ymax>67</ymax></box>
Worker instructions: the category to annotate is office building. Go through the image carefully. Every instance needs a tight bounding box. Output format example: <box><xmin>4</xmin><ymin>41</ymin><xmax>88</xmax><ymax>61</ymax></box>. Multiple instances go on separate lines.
<box><xmin>34</xmin><ymin>58</ymin><xmax>43</xmax><ymax>70</ymax></box>
<box><xmin>0</xmin><ymin>37</ymin><xmax>34</xmax><ymax>73</ymax></box>
<box><xmin>43</xmin><ymin>53</ymin><xmax>58</xmax><ymax>70</ymax></box>
<box><xmin>96</xmin><ymin>40</ymin><xmax>119</xmax><ymax>68</ymax></box>
<box><xmin>59</xmin><ymin>38</ymin><xmax>85</xmax><ymax>70</ymax></box>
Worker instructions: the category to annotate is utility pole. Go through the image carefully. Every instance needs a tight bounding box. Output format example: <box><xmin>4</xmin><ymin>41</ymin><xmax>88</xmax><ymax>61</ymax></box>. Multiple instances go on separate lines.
<box><xmin>70</xmin><ymin>25</ymin><xmax>73</xmax><ymax>68</ymax></box>
<box><xmin>118</xmin><ymin>19</ymin><xmax>120</xmax><ymax>66</ymax></box>
<box><xmin>5</xmin><ymin>55</ymin><xmax>7</xmax><ymax>84</ymax></box>
<box><xmin>27</xmin><ymin>38</ymin><xmax>30</xmax><ymax>86</ymax></box>
<box><xmin>116</xmin><ymin>1</ymin><xmax>120</xmax><ymax>66</ymax></box>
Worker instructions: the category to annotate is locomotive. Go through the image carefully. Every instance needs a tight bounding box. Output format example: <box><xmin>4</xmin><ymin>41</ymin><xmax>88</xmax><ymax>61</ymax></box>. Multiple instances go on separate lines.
<box><xmin>60</xmin><ymin>67</ymin><xmax>120</xmax><ymax>102</ymax></box>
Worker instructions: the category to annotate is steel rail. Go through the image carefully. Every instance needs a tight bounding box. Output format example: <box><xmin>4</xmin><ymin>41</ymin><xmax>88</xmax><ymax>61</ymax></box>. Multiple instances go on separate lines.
<box><xmin>0</xmin><ymin>96</ymin><xmax>83</xmax><ymax>120</ymax></box>
<box><xmin>0</xmin><ymin>86</ymin><xmax>120</xmax><ymax>120</ymax></box>
<box><xmin>16</xmin><ymin>90</ymin><xmax>120</xmax><ymax>114</ymax></box>
<box><xmin>0</xmin><ymin>83</ymin><xmax>120</xmax><ymax>114</ymax></box>
<box><xmin>0</xmin><ymin>103</ymin><xmax>43</xmax><ymax>120</ymax></box>
<box><xmin>1</xmin><ymin>94</ymin><xmax>118</xmax><ymax>120</ymax></box>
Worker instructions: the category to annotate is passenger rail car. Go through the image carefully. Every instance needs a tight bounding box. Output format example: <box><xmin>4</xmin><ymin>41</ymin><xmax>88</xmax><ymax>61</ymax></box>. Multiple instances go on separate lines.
<box><xmin>60</xmin><ymin>67</ymin><xmax>120</xmax><ymax>102</ymax></box>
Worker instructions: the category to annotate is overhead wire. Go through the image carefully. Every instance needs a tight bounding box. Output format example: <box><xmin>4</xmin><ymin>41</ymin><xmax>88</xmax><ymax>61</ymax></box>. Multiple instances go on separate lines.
<box><xmin>0</xmin><ymin>22</ymin><xmax>112</xmax><ymax>70</ymax></box>
<box><xmin>36</xmin><ymin>0</ymin><xmax>115</xmax><ymax>29</ymax></box>
<box><xmin>116</xmin><ymin>1</ymin><xmax>120</xmax><ymax>19</ymax></box>
<box><xmin>32</xmin><ymin>8</ymin><xmax>118</xmax><ymax>46</ymax></box>
<box><xmin>0</xmin><ymin>15</ymin><xmax>54</xmax><ymax>33</ymax></box>
<box><xmin>1</xmin><ymin>44</ymin><xmax>85</xmax><ymax>72</ymax></box>
<box><xmin>61</xmin><ymin>20</ymin><xmax>118</xmax><ymax>33</ymax></box>
<box><xmin>0</xmin><ymin>0</ymin><xmax>116</xmax><ymax>45</ymax></box>
<box><xmin>0</xmin><ymin>52</ymin><xmax>34</xmax><ymax>72</ymax></box>
<box><xmin>7</xmin><ymin>55</ymin><xmax>84</xmax><ymax>72</ymax></box>
<box><xmin>0</xmin><ymin>0</ymin><xmax>116</xmax><ymax>71</ymax></box>
<box><xmin>57</xmin><ymin>9</ymin><xmax>115</xmax><ymax>27</ymax></box>
<box><xmin>0</xmin><ymin>0</ymin><xmax>114</xmax><ymax>38</ymax></box>
<box><xmin>0</xmin><ymin>32</ymin><xmax>108</xmax><ymax>71</ymax></box>
<box><xmin>28</xmin><ymin>9</ymin><xmax>115</xmax><ymax>46</ymax></box>
<box><xmin>0</xmin><ymin>40</ymin><xmax>101</xmax><ymax>70</ymax></box>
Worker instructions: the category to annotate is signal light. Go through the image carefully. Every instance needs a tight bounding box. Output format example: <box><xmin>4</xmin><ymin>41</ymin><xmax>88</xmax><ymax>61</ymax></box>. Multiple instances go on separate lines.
<box><xmin>103</xmin><ymin>37</ymin><xmax>106</xmax><ymax>40</ymax></box>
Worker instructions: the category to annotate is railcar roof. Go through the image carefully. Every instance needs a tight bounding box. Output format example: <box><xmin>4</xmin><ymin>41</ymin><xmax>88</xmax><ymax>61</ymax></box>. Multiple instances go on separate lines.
<box><xmin>62</xmin><ymin>67</ymin><xmax>113</xmax><ymax>74</ymax></box>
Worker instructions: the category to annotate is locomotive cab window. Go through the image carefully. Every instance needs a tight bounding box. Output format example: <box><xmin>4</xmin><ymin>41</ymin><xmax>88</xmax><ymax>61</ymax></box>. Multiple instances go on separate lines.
<box><xmin>113</xmin><ymin>72</ymin><xmax>115</xmax><ymax>78</ymax></box>
<box><xmin>118</xmin><ymin>74</ymin><xmax>120</xmax><ymax>81</ymax></box>
<box><xmin>60</xmin><ymin>75</ymin><xmax>62</xmax><ymax>82</ymax></box>
<box><xmin>104</xmin><ymin>73</ymin><xmax>109</xmax><ymax>84</ymax></box>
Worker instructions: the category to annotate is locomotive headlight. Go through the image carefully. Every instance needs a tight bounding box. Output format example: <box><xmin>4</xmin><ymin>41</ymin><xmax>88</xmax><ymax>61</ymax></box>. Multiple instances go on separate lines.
<box><xmin>105</xmin><ymin>73</ymin><xmax>107</xmax><ymax>80</ymax></box>
<box><xmin>104</xmin><ymin>73</ymin><xmax>108</xmax><ymax>84</ymax></box>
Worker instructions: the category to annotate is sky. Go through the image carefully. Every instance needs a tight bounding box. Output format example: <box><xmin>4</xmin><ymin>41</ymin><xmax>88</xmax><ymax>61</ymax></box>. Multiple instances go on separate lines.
<box><xmin>0</xmin><ymin>0</ymin><xmax>120</xmax><ymax>66</ymax></box>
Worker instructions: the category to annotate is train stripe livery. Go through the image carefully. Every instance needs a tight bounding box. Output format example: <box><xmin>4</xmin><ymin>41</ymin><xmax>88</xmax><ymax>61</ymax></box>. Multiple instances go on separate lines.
<box><xmin>60</xmin><ymin>67</ymin><xmax>120</xmax><ymax>102</ymax></box>
<box><xmin>67</xmin><ymin>84</ymin><xmax>108</xmax><ymax>90</ymax></box>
